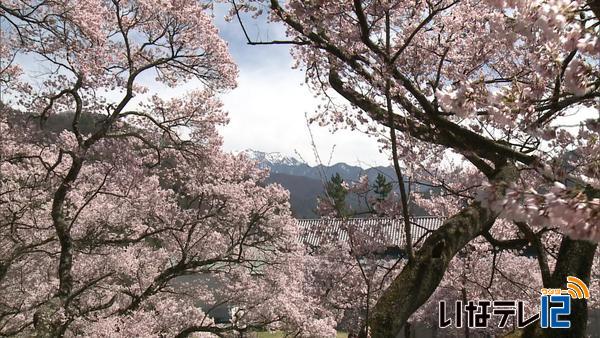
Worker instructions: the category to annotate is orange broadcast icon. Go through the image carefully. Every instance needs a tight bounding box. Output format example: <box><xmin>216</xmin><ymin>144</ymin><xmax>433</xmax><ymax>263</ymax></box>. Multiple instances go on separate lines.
<box><xmin>564</xmin><ymin>276</ymin><xmax>590</xmax><ymax>299</ymax></box>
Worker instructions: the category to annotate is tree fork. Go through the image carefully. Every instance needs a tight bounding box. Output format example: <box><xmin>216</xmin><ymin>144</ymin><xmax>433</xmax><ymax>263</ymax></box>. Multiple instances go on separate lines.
<box><xmin>370</xmin><ymin>163</ymin><xmax>518</xmax><ymax>337</ymax></box>
<box><xmin>516</xmin><ymin>187</ymin><xmax>599</xmax><ymax>338</ymax></box>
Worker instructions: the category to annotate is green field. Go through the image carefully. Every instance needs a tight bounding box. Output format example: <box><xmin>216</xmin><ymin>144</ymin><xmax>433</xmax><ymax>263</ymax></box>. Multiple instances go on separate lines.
<box><xmin>256</xmin><ymin>331</ymin><xmax>348</xmax><ymax>338</ymax></box>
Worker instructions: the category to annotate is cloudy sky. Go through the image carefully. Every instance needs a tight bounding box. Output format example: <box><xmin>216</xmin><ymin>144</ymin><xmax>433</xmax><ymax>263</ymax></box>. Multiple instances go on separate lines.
<box><xmin>2</xmin><ymin>4</ymin><xmax>388</xmax><ymax>167</ymax></box>
<box><xmin>211</xmin><ymin>7</ymin><xmax>390</xmax><ymax>167</ymax></box>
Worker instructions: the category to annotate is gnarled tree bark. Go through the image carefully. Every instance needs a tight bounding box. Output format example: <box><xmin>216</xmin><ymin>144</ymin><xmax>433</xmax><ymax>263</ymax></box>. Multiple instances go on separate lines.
<box><xmin>508</xmin><ymin>187</ymin><xmax>598</xmax><ymax>338</ymax></box>
<box><xmin>370</xmin><ymin>164</ymin><xmax>518</xmax><ymax>337</ymax></box>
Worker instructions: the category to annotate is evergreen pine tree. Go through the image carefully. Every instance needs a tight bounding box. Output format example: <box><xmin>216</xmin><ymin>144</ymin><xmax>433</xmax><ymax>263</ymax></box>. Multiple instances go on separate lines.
<box><xmin>325</xmin><ymin>173</ymin><xmax>348</xmax><ymax>217</ymax></box>
<box><xmin>373</xmin><ymin>173</ymin><xmax>393</xmax><ymax>202</ymax></box>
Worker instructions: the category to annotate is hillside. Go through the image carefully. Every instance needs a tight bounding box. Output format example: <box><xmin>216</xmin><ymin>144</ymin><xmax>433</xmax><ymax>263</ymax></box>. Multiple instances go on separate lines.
<box><xmin>245</xmin><ymin>150</ymin><xmax>430</xmax><ymax>218</ymax></box>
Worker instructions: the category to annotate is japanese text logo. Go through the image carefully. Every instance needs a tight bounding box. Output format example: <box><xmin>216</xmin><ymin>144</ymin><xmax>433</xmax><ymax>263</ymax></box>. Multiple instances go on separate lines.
<box><xmin>439</xmin><ymin>276</ymin><xmax>590</xmax><ymax>330</ymax></box>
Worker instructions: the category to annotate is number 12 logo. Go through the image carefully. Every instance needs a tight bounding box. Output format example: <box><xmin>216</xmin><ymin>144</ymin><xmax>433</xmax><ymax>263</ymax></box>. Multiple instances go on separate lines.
<box><xmin>540</xmin><ymin>295</ymin><xmax>571</xmax><ymax>329</ymax></box>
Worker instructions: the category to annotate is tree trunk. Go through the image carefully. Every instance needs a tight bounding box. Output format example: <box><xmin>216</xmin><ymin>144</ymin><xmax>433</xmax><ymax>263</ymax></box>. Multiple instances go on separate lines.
<box><xmin>518</xmin><ymin>238</ymin><xmax>597</xmax><ymax>338</ymax></box>
<box><xmin>32</xmin><ymin>297</ymin><xmax>63</xmax><ymax>337</ymax></box>
<box><xmin>370</xmin><ymin>165</ymin><xmax>517</xmax><ymax>337</ymax></box>
<box><xmin>403</xmin><ymin>322</ymin><xmax>411</xmax><ymax>338</ymax></box>
<box><xmin>547</xmin><ymin>238</ymin><xmax>596</xmax><ymax>337</ymax></box>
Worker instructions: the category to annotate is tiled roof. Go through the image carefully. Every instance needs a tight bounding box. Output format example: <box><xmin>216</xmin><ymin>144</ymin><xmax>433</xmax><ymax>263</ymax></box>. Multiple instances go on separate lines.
<box><xmin>297</xmin><ymin>217</ymin><xmax>446</xmax><ymax>248</ymax></box>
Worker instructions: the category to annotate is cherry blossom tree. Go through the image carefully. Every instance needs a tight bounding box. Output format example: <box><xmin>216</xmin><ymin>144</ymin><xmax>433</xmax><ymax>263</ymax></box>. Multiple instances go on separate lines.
<box><xmin>312</xmin><ymin>173</ymin><xmax>555</xmax><ymax>337</ymax></box>
<box><xmin>303</xmin><ymin>222</ymin><xmax>403</xmax><ymax>337</ymax></box>
<box><xmin>0</xmin><ymin>1</ymin><xmax>336</xmax><ymax>336</ymax></box>
<box><xmin>230</xmin><ymin>0</ymin><xmax>599</xmax><ymax>336</ymax></box>
<box><xmin>413</xmin><ymin>235</ymin><xmax>543</xmax><ymax>337</ymax></box>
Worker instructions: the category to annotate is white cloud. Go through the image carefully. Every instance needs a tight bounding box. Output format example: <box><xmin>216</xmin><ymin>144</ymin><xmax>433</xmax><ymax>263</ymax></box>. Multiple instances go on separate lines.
<box><xmin>219</xmin><ymin>67</ymin><xmax>390</xmax><ymax>167</ymax></box>
<box><xmin>215</xmin><ymin>10</ymin><xmax>390</xmax><ymax>167</ymax></box>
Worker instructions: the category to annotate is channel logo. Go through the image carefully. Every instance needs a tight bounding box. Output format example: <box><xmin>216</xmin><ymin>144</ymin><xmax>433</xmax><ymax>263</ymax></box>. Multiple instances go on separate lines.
<box><xmin>439</xmin><ymin>276</ymin><xmax>591</xmax><ymax>330</ymax></box>
<box><xmin>540</xmin><ymin>276</ymin><xmax>590</xmax><ymax>329</ymax></box>
<box><xmin>565</xmin><ymin>276</ymin><xmax>590</xmax><ymax>299</ymax></box>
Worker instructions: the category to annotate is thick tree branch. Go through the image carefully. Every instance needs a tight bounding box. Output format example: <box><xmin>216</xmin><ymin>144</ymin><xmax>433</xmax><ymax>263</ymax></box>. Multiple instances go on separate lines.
<box><xmin>371</xmin><ymin>163</ymin><xmax>518</xmax><ymax>337</ymax></box>
<box><xmin>514</xmin><ymin>221</ymin><xmax>552</xmax><ymax>286</ymax></box>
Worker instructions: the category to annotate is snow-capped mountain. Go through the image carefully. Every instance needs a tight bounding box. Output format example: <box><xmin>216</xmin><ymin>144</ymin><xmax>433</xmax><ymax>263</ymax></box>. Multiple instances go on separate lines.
<box><xmin>241</xmin><ymin>149</ymin><xmax>304</xmax><ymax>166</ymax></box>
<box><xmin>241</xmin><ymin>149</ymin><xmax>377</xmax><ymax>182</ymax></box>
<box><xmin>239</xmin><ymin>148</ymin><xmax>416</xmax><ymax>184</ymax></box>
<box><xmin>238</xmin><ymin>149</ymin><xmax>430</xmax><ymax>218</ymax></box>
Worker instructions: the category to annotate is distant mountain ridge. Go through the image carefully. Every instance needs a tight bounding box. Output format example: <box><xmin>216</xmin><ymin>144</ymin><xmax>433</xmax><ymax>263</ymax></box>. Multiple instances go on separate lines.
<box><xmin>242</xmin><ymin>149</ymin><xmax>427</xmax><ymax>218</ymax></box>
<box><xmin>241</xmin><ymin>149</ymin><xmax>398</xmax><ymax>184</ymax></box>
<box><xmin>241</xmin><ymin>149</ymin><xmax>304</xmax><ymax>167</ymax></box>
